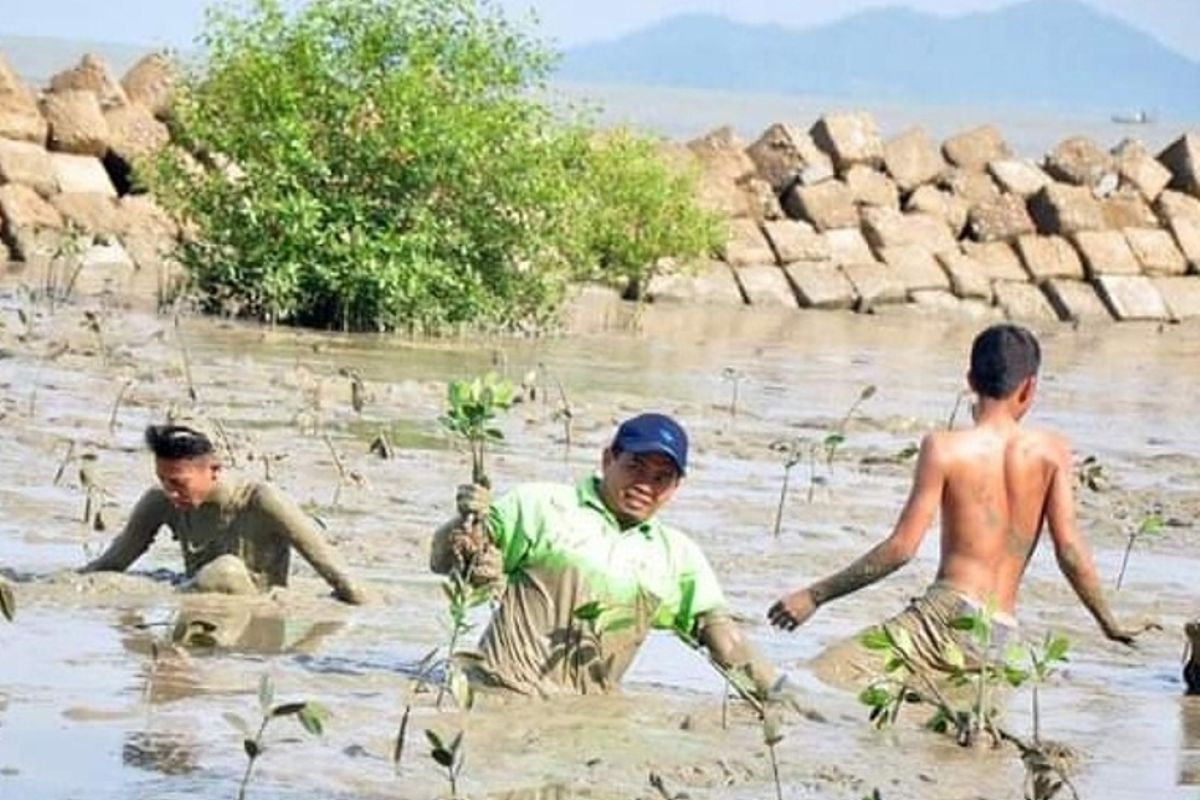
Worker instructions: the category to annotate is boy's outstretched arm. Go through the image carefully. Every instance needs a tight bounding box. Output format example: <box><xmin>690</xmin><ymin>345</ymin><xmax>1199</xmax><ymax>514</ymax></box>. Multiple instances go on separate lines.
<box><xmin>768</xmin><ymin>433</ymin><xmax>947</xmax><ymax>631</ymax></box>
<box><xmin>1045</xmin><ymin>437</ymin><xmax>1155</xmax><ymax>645</ymax></box>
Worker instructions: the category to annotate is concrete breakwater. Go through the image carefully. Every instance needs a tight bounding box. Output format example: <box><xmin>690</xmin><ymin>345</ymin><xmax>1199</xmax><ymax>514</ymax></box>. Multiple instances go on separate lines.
<box><xmin>1</xmin><ymin>49</ymin><xmax>1199</xmax><ymax>324</ymax></box>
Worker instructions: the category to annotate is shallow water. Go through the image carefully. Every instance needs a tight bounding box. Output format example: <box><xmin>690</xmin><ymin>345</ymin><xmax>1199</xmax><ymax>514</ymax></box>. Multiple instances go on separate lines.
<box><xmin>0</xmin><ymin>291</ymin><xmax>1197</xmax><ymax>799</ymax></box>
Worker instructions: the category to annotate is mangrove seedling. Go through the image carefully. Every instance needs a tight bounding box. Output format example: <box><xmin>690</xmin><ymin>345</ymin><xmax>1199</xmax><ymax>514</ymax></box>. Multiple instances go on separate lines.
<box><xmin>394</xmin><ymin>646</ymin><xmax>441</xmax><ymax>773</ymax></box>
<box><xmin>767</xmin><ymin>437</ymin><xmax>805</xmax><ymax>536</ymax></box>
<box><xmin>763</xmin><ymin>710</ymin><xmax>785</xmax><ymax>800</ymax></box>
<box><xmin>1</xmin><ymin>578</ymin><xmax>15</xmax><ymax>622</ymax></box>
<box><xmin>425</xmin><ymin>728</ymin><xmax>466</xmax><ymax>799</ymax></box>
<box><xmin>321</xmin><ymin>432</ymin><xmax>366</xmax><ymax>507</ymax></box>
<box><xmin>721</xmin><ymin>366</ymin><xmax>744</xmax><ymax>418</ymax></box>
<box><xmin>535</xmin><ymin>363</ymin><xmax>574</xmax><ymax>462</ymax></box>
<box><xmin>1075</xmin><ymin>455</ymin><xmax>1106</xmax><ymax>493</ymax></box>
<box><xmin>226</xmin><ymin>674</ymin><xmax>328</xmax><ymax>800</ymax></box>
<box><xmin>439</xmin><ymin>372</ymin><xmax>516</xmax><ymax>487</ymax></box>
<box><xmin>435</xmin><ymin>572</ymin><xmax>491</xmax><ymax>710</ymax></box>
<box><xmin>1021</xmin><ymin>633</ymin><xmax>1070</xmax><ymax>744</ymax></box>
<box><xmin>338</xmin><ymin>367</ymin><xmax>366</xmax><ymax>413</ymax></box>
<box><xmin>1115</xmin><ymin>513</ymin><xmax>1164</xmax><ymax>591</ymax></box>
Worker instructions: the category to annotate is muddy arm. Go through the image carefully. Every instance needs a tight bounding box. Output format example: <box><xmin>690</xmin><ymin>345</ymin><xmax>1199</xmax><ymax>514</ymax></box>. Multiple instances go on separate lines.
<box><xmin>256</xmin><ymin>486</ymin><xmax>370</xmax><ymax>605</ymax></box>
<box><xmin>1045</xmin><ymin>441</ymin><xmax>1144</xmax><ymax>644</ymax></box>
<box><xmin>80</xmin><ymin>488</ymin><xmax>167</xmax><ymax>572</ymax></box>
<box><xmin>697</xmin><ymin>611</ymin><xmax>778</xmax><ymax>696</ymax></box>
<box><xmin>429</xmin><ymin>514</ymin><xmax>467</xmax><ymax>574</ymax></box>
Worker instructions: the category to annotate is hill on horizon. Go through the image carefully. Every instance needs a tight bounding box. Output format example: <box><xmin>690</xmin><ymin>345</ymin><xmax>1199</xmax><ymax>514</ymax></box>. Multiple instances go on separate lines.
<box><xmin>0</xmin><ymin>33</ymin><xmax>156</xmax><ymax>84</ymax></box>
<box><xmin>560</xmin><ymin>0</ymin><xmax>1200</xmax><ymax>120</ymax></box>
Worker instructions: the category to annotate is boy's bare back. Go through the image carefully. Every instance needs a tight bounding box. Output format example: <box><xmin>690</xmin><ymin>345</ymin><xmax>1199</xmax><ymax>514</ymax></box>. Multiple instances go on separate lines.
<box><xmin>931</xmin><ymin>423</ymin><xmax>1069</xmax><ymax>615</ymax></box>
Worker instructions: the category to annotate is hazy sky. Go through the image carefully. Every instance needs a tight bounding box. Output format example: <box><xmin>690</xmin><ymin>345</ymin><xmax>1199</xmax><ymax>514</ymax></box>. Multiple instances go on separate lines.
<box><xmin>2</xmin><ymin>0</ymin><xmax>1198</xmax><ymax>61</ymax></box>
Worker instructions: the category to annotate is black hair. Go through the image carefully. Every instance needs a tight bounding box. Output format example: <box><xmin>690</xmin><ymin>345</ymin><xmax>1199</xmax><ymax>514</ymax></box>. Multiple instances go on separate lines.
<box><xmin>968</xmin><ymin>324</ymin><xmax>1042</xmax><ymax>399</ymax></box>
<box><xmin>144</xmin><ymin>425</ymin><xmax>214</xmax><ymax>460</ymax></box>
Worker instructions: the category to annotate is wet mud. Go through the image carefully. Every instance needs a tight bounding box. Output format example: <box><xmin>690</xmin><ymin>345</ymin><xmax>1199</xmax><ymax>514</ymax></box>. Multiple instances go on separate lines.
<box><xmin>0</xmin><ymin>290</ymin><xmax>1197</xmax><ymax>799</ymax></box>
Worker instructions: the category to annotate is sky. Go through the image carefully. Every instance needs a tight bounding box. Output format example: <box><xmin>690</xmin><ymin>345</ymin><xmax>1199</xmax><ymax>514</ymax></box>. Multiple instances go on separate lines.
<box><xmin>1</xmin><ymin>0</ymin><xmax>1198</xmax><ymax>61</ymax></box>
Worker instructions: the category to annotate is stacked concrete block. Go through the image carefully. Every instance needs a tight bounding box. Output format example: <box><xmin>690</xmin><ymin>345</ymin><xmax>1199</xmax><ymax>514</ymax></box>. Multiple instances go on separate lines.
<box><xmin>782</xmin><ymin>180</ymin><xmax>858</xmax><ymax>230</ymax></box>
<box><xmin>722</xmin><ymin>218</ymin><xmax>776</xmax><ymax>267</ymax></box>
<box><xmin>746</xmin><ymin>123</ymin><xmax>833</xmax><ymax>194</ymax></box>
<box><xmin>742</xmin><ymin>177</ymin><xmax>785</xmax><ymax>221</ymax></box>
<box><xmin>987</xmin><ymin>159</ymin><xmax>1051</xmax><ymax>198</ymax></box>
<box><xmin>942</xmin><ymin>125</ymin><xmax>1010</xmax><ymax>170</ymax></box>
<box><xmin>1072</xmin><ymin>230</ymin><xmax>1141</xmax><ymax>277</ymax></box>
<box><xmin>843</xmin><ymin>164</ymin><xmax>899</xmax><ymax>208</ymax></box>
<box><xmin>809</xmin><ymin>111</ymin><xmax>884</xmax><ymax>172</ymax></box>
<box><xmin>1112</xmin><ymin>139</ymin><xmax>1171</xmax><ymax>201</ymax></box>
<box><xmin>1124</xmin><ymin>228</ymin><xmax>1188</xmax><ymax>276</ymax></box>
<box><xmin>784</xmin><ymin>261</ymin><xmax>857</xmax><ymax>309</ymax></box>
<box><xmin>993</xmin><ymin>280</ymin><xmax>1058</xmax><ymax>321</ymax></box>
<box><xmin>878</xmin><ymin>244</ymin><xmax>951</xmax><ymax>292</ymax></box>
<box><xmin>825</xmin><ymin>227</ymin><xmax>876</xmax><ymax>266</ymax></box>
<box><xmin>883</xmin><ymin>127</ymin><xmax>946</xmax><ymax>192</ymax></box>
<box><xmin>51</xmin><ymin>152</ymin><xmax>117</xmax><ymax>196</ymax></box>
<box><xmin>0</xmin><ymin>137</ymin><xmax>57</xmax><ymax>196</ymax></box>
<box><xmin>904</xmin><ymin>185</ymin><xmax>969</xmax><ymax>237</ymax></box>
<box><xmin>841</xmin><ymin>262</ymin><xmax>907</xmax><ymax>309</ymax></box>
<box><xmin>762</xmin><ymin>219</ymin><xmax>831</xmax><ymax>264</ymax></box>
<box><xmin>1159</xmin><ymin>133</ymin><xmax>1200</xmax><ymax>198</ymax></box>
<box><xmin>40</xmin><ymin>90</ymin><xmax>109</xmax><ymax>157</ymax></box>
<box><xmin>1044</xmin><ymin>136</ymin><xmax>1118</xmax><ymax>191</ymax></box>
<box><xmin>0</xmin><ymin>53</ymin><xmax>49</xmax><ymax>143</ymax></box>
<box><xmin>1015</xmin><ymin>235</ymin><xmax>1085</xmax><ymax>281</ymax></box>
<box><xmin>0</xmin><ymin>183</ymin><xmax>65</xmax><ymax>261</ymax></box>
<box><xmin>1156</xmin><ymin>190</ymin><xmax>1200</xmax><ymax>268</ymax></box>
<box><xmin>936</xmin><ymin>250</ymin><xmax>992</xmax><ymax>300</ymax></box>
<box><xmin>1152</xmin><ymin>276</ymin><xmax>1200</xmax><ymax>320</ymax></box>
<box><xmin>1028</xmin><ymin>184</ymin><xmax>1106</xmax><ymax>235</ymax></box>
<box><xmin>50</xmin><ymin>54</ymin><xmax>129</xmax><ymax>109</ymax></box>
<box><xmin>1094</xmin><ymin>275</ymin><xmax>1170</xmax><ymax>320</ymax></box>
<box><xmin>51</xmin><ymin>193</ymin><xmax>123</xmax><ymax>237</ymax></box>
<box><xmin>942</xmin><ymin>168</ymin><xmax>1001</xmax><ymax>208</ymax></box>
<box><xmin>733</xmin><ymin>265</ymin><xmax>797</xmax><ymax>307</ymax></box>
<box><xmin>967</xmin><ymin>194</ymin><xmax>1035</xmax><ymax>242</ymax></box>
<box><xmin>961</xmin><ymin>240</ymin><xmax>1030</xmax><ymax>282</ymax></box>
<box><xmin>121</xmin><ymin>52</ymin><xmax>175</xmax><ymax>119</ymax></box>
<box><xmin>686</xmin><ymin>129</ymin><xmax>758</xmax><ymax>218</ymax></box>
<box><xmin>1101</xmin><ymin>189</ymin><xmax>1157</xmax><ymax>229</ymax></box>
<box><xmin>646</xmin><ymin>260</ymin><xmax>745</xmax><ymax>306</ymax></box>
<box><xmin>1040</xmin><ymin>279</ymin><xmax>1114</xmax><ymax>322</ymax></box>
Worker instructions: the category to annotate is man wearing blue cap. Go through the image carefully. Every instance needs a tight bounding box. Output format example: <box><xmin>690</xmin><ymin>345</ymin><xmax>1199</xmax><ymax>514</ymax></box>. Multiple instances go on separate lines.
<box><xmin>430</xmin><ymin>412</ymin><xmax>784</xmax><ymax>698</ymax></box>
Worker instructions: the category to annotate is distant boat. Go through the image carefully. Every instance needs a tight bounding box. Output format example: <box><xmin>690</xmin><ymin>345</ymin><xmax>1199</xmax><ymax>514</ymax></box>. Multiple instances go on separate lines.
<box><xmin>1111</xmin><ymin>110</ymin><xmax>1153</xmax><ymax>124</ymax></box>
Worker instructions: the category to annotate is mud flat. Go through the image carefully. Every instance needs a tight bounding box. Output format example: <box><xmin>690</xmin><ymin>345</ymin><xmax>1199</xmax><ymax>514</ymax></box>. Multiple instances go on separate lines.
<box><xmin>0</xmin><ymin>292</ymin><xmax>1198</xmax><ymax>799</ymax></box>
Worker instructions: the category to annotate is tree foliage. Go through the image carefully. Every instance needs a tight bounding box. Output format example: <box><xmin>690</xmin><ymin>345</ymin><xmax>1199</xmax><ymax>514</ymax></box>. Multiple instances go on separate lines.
<box><xmin>149</xmin><ymin>0</ymin><xmax>719</xmax><ymax>331</ymax></box>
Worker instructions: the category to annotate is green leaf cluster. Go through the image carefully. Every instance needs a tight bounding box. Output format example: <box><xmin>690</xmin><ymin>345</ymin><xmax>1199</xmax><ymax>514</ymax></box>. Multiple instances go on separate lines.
<box><xmin>146</xmin><ymin>0</ymin><xmax>719</xmax><ymax>332</ymax></box>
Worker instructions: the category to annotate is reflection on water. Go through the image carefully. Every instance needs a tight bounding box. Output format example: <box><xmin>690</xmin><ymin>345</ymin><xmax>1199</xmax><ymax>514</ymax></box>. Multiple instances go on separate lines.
<box><xmin>1180</xmin><ymin>699</ymin><xmax>1200</xmax><ymax>786</ymax></box>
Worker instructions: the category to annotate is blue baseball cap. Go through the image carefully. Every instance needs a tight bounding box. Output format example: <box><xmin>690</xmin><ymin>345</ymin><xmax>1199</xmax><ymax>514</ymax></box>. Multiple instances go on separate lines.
<box><xmin>612</xmin><ymin>413</ymin><xmax>688</xmax><ymax>476</ymax></box>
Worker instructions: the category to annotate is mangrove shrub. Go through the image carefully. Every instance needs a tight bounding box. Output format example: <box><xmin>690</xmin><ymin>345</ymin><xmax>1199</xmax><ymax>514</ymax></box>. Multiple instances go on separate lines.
<box><xmin>150</xmin><ymin>0</ymin><xmax>719</xmax><ymax>331</ymax></box>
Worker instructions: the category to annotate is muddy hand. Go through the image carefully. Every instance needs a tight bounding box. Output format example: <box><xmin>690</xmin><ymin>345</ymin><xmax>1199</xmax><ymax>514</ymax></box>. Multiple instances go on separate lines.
<box><xmin>767</xmin><ymin>588</ymin><xmax>817</xmax><ymax>632</ymax></box>
<box><xmin>1105</xmin><ymin>619</ymin><xmax>1162</xmax><ymax>647</ymax></box>
<box><xmin>456</xmin><ymin>483</ymin><xmax>491</xmax><ymax>519</ymax></box>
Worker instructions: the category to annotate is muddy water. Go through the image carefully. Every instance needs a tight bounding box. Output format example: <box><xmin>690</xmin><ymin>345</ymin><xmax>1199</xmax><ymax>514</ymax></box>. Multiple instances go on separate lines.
<box><xmin>0</xmin><ymin>291</ymin><xmax>1197</xmax><ymax>800</ymax></box>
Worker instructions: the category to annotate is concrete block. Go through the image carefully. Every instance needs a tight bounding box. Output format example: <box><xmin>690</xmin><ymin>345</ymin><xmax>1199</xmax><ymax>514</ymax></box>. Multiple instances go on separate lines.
<box><xmin>1015</xmin><ymin>235</ymin><xmax>1084</xmax><ymax>281</ymax></box>
<box><xmin>825</xmin><ymin>227</ymin><xmax>875</xmax><ymax>265</ymax></box>
<box><xmin>1044</xmin><ymin>136</ymin><xmax>1117</xmax><ymax>189</ymax></box>
<box><xmin>746</xmin><ymin>123</ymin><xmax>832</xmax><ymax>194</ymax></box>
<box><xmin>942</xmin><ymin>168</ymin><xmax>1001</xmax><ymax>208</ymax></box>
<box><xmin>844</xmin><ymin>164</ymin><xmax>899</xmax><ymax>208</ymax></box>
<box><xmin>1094</xmin><ymin>274</ymin><xmax>1170</xmax><ymax>321</ymax></box>
<box><xmin>1159</xmin><ymin>132</ymin><xmax>1200</xmax><ymax>198</ymax></box>
<box><xmin>646</xmin><ymin>260</ymin><xmax>746</xmax><ymax>306</ymax></box>
<box><xmin>879</xmin><ymin>244</ymin><xmax>951</xmax><ymax>291</ymax></box>
<box><xmin>0</xmin><ymin>183</ymin><xmax>65</xmax><ymax>260</ymax></box>
<box><xmin>742</xmin><ymin>177</ymin><xmax>784</xmax><ymax>221</ymax></box>
<box><xmin>902</xmin><ymin>289</ymin><xmax>1001</xmax><ymax>321</ymax></box>
<box><xmin>1155</xmin><ymin>190</ymin><xmax>1200</xmax><ymax>267</ymax></box>
<box><xmin>733</xmin><ymin>264</ymin><xmax>797</xmax><ymax>307</ymax></box>
<box><xmin>1124</xmin><ymin>227</ymin><xmax>1188</xmax><ymax>276</ymax></box>
<box><xmin>1112</xmin><ymin>138</ymin><xmax>1171</xmax><ymax>201</ymax></box>
<box><xmin>961</xmin><ymin>240</ymin><xmax>1029</xmax><ymax>282</ymax></box>
<box><xmin>51</xmin><ymin>193</ymin><xmax>122</xmax><ymax>236</ymax></box>
<box><xmin>936</xmin><ymin>250</ymin><xmax>992</xmax><ymax>300</ymax></box>
<box><xmin>72</xmin><ymin>241</ymin><xmax>137</xmax><ymax>296</ymax></box>
<box><xmin>841</xmin><ymin>262</ymin><xmax>907</xmax><ymax>309</ymax></box>
<box><xmin>943</xmin><ymin>126</ymin><xmax>1010</xmax><ymax>170</ymax></box>
<box><xmin>50</xmin><ymin>152</ymin><xmax>117</xmax><ymax>196</ymax></box>
<box><xmin>782</xmin><ymin>179</ymin><xmax>858</xmax><ymax>230</ymax></box>
<box><xmin>121</xmin><ymin>52</ymin><xmax>174</xmax><ymax>119</ymax></box>
<box><xmin>967</xmin><ymin>194</ymin><xmax>1036</xmax><ymax>242</ymax></box>
<box><xmin>762</xmin><ymin>219</ymin><xmax>830</xmax><ymax>264</ymax></box>
<box><xmin>41</xmin><ymin>90</ymin><xmax>109</xmax><ymax>157</ymax></box>
<box><xmin>0</xmin><ymin>53</ymin><xmax>49</xmax><ymax>143</ymax></box>
<box><xmin>1040</xmin><ymin>279</ymin><xmax>1113</xmax><ymax>322</ymax></box>
<box><xmin>883</xmin><ymin>126</ymin><xmax>946</xmax><ymax>192</ymax></box>
<box><xmin>1028</xmin><ymin>183</ymin><xmax>1106</xmax><ymax>235</ymax></box>
<box><xmin>993</xmin><ymin>280</ymin><xmax>1058</xmax><ymax>321</ymax></box>
<box><xmin>722</xmin><ymin>218</ymin><xmax>776</xmax><ymax>266</ymax></box>
<box><xmin>1152</xmin><ymin>276</ymin><xmax>1200</xmax><ymax>320</ymax></box>
<box><xmin>0</xmin><ymin>137</ymin><xmax>57</xmax><ymax>196</ymax></box>
<box><xmin>904</xmin><ymin>185</ymin><xmax>969</xmax><ymax>237</ymax></box>
<box><xmin>1101</xmin><ymin>189</ymin><xmax>1157</xmax><ymax>229</ymax></box>
<box><xmin>50</xmin><ymin>53</ymin><xmax>128</xmax><ymax>108</ymax></box>
<box><xmin>784</xmin><ymin>261</ymin><xmax>856</xmax><ymax>309</ymax></box>
<box><xmin>861</xmin><ymin>206</ymin><xmax>957</xmax><ymax>254</ymax></box>
<box><xmin>809</xmin><ymin>111</ymin><xmax>884</xmax><ymax>171</ymax></box>
<box><xmin>1166</xmin><ymin>217</ymin><xmax>1200</xmax><ymax>269</ymax></box>
<box><xmin>1072</xmin><ymin>230</ymin><xmax>1141</xmax><ymax>277</ymax></box>
<box><xmin>987</xmin><ymin>159</ymin><xmax>1052</xmax><ymax>197</ymax></box>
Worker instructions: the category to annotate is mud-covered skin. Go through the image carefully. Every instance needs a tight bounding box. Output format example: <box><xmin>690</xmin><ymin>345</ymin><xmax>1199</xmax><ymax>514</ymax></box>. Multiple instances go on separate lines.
<box><xmin>82</xmin><ymin>477</ymin><xmax>369</xmax><ymax>604</ymax></box>
<box><xmin>1185</xmin><ymin>620</ymin><xmax>1200</xmax><ymax>695</ymax></box>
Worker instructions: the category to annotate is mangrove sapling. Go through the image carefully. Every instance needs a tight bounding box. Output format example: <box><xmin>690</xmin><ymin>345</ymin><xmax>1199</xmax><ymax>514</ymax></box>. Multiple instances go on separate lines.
<box><xmin>173</xmin><ymin>311</ymin><xmax>199</xmax><ymax>403</ymax></box>
<box><xmin>721</xmin><ymin>366</ymin><xmax>744</xmax><ymax>418</ymax></box>
<box><xmin>762</xmin><ymin>710</ymin><xmax>785</xmax><ymax>800</ymax></box>
<box><xmin>824</xmin><ymin>384</ymin><xmax>877</xmax><ymax>472</ymax></box>
<box><xmin>767</xmin><ymin>437</ymin><xmax>805</xmax><ymax>536</ymax></box>
<box><xmin>1075</xmin><ymin>455</ymin><xmax>1106</xmax><ymax>493</ymax></box>
<box><xmin>52</xmin><ymin>439</ymin><xmax>76</xmax><ymax>485</ymax></box>
<box><xmin>1115</xmin><ymin>513</ymin><xmax>1164</xmax><ymax>591</ymax></box>
<box><xmin>0</xmin><ymin>578</ymin><xmax>15</xmax><ymax>621</ymax></box>
<box><xmin>338</xmin><ymin>367</ymin><xmax>366</xmax><ymax>413</ymax></box>
<box><xmin>321</xmin><ymin>432</ymin><xmax>366</xmax><ymax>507</ymax></box>
<box><xmin>535</xmin><ymin>363</ymin><xmax>574</xmax><ymax>462</ymax></box>
<box><xmin>425</xmin><ymin>729</ymin><xmax>466</xmax><ymax>799</ymax></box>
<box><xmin>435</xmin><ymin>572</ymin><xmax>491</xmax><ymax>710</ymax></box>
<box><xmin>394</xmin><ymin>647</ymin><xmax>441</xmax><ymax>773</ymax></box>
<box><xmin>107</xmin><ymin>379</ymin><xmax>134</xmax><ymax>433</ymax></box>
<box><xmin>1021</xmin><ymin>633</ymin><xmax>1070</xmax><ymax>744</ymax></box>
<box><xmin>226</xmin><ymin>674</ymin><xmax>328</xmax><ymax>800</ymax></box>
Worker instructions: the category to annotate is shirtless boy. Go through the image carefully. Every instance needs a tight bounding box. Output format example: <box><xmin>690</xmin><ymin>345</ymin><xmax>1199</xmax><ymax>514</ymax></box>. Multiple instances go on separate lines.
<box><xmin>768</xmin><ymin>323</ymin><xmax>1150</xmax><ymax>672</ymax></box>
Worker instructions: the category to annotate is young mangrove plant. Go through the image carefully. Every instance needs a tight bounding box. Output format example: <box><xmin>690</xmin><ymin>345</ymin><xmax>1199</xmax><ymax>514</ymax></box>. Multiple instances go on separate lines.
<box><xmin>1115</xmin><ymin>513</ymin><xmax>1164</xmax><ymax>591</ymax></box>
<box><xmin>394</xmin><ymin>646</ymin><xmax>440</xmax><ymax>772</ymax></box>
<box><xmin>762</xmin><ymin>710</ymin><xmax>785</xmax><ymax>800</ymax></box>
<box><xmin>0</xmin><ymin>578</ymin><xmax>15</xmax><ymax>622</ymax></box>
<box><xmin>425</xmin><ymin>728</ymin><xmax>466</xmax><ymax>799</ymax></box>
<box><xmin>721</xmin><ymin>366</ymin><xmax>744</xmax><ymax>418</ymax></box>
<box><xmin>1018</xmin><ymin>633</ymin><xmax>1070</xmax><ymax>744</ymax></box>
<box><xmin>534</xmin><ymin>362</ymin><xmax>574</xmax><ymax>462</ymax></box>
<box><xmin>439</xmin><ymin>372</ymin><xmax>516</xmax><ymax>491</ymax></box>
<box><xmin>435</xmin><ymin>572</ymin><xmax>491</xmax><ymax>710</ymax></box>
<box><xmin>225</xmin><ymin>674</ymin><xmax>328</xmax><ymax>800</ymax></box>
<box><xmin>767</xmin><ymin>437</ymin><xmax>805</xmax><ymax>536</ymax></box>
<box><xmin>1075</xmin><ymin>455</ymin><xmax>1106</xmax><ymax>493</ymax></box>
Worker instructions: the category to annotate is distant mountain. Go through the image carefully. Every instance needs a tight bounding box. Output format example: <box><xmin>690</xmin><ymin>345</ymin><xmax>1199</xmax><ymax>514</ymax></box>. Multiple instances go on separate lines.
<box><xmin>0</xmin><ymin>34</ymin><xmax>155</xmax><ymax>85</ymax></box>
<box><xmin>560</xmin><ymin>0</ymin><xmax>1200</xmax><ymax>118</ymax></box>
